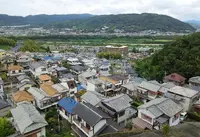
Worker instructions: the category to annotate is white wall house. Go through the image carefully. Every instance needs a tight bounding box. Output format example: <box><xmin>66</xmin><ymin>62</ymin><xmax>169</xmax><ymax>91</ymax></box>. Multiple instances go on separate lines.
<box><xmin>167</xmin><ymin>86</ymin><xmax>200</xmax><ymax>112</ymax></box>
<box><xmin>29</xmin><ymin>62</ymin><xmax>49</xmax><ymax>77</ymax></box>
<box><xmin>72</xmin><ymin>103</ymin><xmax>109</xmax><ymax>137</ymax></box>
<box><xmin>133</xmin><ymin>98</ymin><xmax>182</xmax><ymax>130</ymax></box>
<box><xmin>67</xmin><ymin>57</ymin><xmax>82</xmax><ymax>66</ymax></box>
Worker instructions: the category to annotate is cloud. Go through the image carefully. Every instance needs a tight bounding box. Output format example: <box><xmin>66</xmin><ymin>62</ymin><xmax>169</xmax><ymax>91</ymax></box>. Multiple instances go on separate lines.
<box><xmin>0</xmin><ymin>0</ymin><xmax>199</xmax><ymax>20</ymax></box>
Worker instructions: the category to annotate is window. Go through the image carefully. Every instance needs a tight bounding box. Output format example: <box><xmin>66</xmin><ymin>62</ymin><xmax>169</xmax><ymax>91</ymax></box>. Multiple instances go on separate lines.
<box><xmin>41</xmin><ymin>68</ymin><xmax>46</xmax><ymax>71</ymax></box>
<box><xmin>141</xmin><ymin>113</ymin><xmax>152</xmax><ymax>123</ymax></box>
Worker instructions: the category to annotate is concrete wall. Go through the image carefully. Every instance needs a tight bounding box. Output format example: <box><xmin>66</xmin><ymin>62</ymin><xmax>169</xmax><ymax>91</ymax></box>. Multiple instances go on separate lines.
<box><xmin>138</xmin><ymin>109</ymin><xmax>155</xmax><ymax>125</ymax></box>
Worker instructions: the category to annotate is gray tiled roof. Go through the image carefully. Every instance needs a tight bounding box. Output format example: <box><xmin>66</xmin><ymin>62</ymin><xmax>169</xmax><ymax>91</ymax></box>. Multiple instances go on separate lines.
<box><xmin>138</xmin><ymin>81</ymin><xmax>161</xmax><ymax>92</ymax></box>
<box><xmin>16</xmin><ymin>81</ymin><xmax>35</xmax><ymax>89</ymax></box>
<box><xmin>102</xmin><ymin>94</ymin><xmax>132</xmax><ymax>112</ymax></box>
<box><xmin>16</xmin><ymin>75</ymin><xmax>30</xmax><ymax>82</ymax></box>
<box><xmin>0</xmin><ymin>99</ymin><xmax>10</xmax><ymax>109</ymax></box>
<box><xmin>139</xmin><ymin>98</ymin><xmax>182</xmax><ymax>117</ymax></box>
<box><xmin>81</xmin><ymin>91</ymin><xmax>106</xmax><ymax>106</ymax></box>
<box><xmin>29</xmin><ymin>61</ymin><xmax>46</xmax><ymax>69</ymax></box>
<box><xmin>72</xmin><ymin>103</ymin><xmax>109</xmax><ymax>127</ymax></box>
<box><xmin>10</xmin><ymin>102</ymin><xmax>48</xmax><ymax>134</ymax></box>
<box><xmin>189</xmin><ymin>76</ymin><xmax>200</xmax><ymax>84</ymax></box>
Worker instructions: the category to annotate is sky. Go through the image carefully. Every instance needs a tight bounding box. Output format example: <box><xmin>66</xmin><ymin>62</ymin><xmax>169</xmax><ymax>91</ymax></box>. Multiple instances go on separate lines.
<box><xmin>0</xmin><ymin>0</ymin><xmax>200</xmax><ymax>20</ymax></box>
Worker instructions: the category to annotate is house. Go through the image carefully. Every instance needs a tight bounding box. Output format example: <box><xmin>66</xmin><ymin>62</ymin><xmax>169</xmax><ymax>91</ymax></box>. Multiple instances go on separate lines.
<box><xmin>39</xmin><ymin>74</ymin><xmax>53</xmax><ymax>84</ymax></box>
<box><xmin>166</xmin><ymin>86</ymin><xmax>200</xmax><ymax>112</ymax></box>
<box><xmin>1</xmin><ymin>55</ymin><xmax>15</xmax><ymax>69</ymax></box>
<box><xmin>60</xmin><ymin>80</ymin><xmax>77</xmax><ymax>98</ymax></box>
<box><xmin>70</xmin><ymin>65</ymin><xmax>88</xmax><ymax>75</ymax></box>
<box><xmin>11</xmin><ymin>102</ymin><xmax>48</xmax><ymax>137</ymax></box>
<box><xmin>0</xmin><ymin>78</ymin><xmax>4</xmax><ymax>98</ymax></box>
<box><xmin>0</xmin><ymin>99</ymin><xmax>11</xmax><ymax>117</ymax></box>
<box><xmin>67</xmin><ymin>57</ymin><xmax>82</xmax><ymax>66</ymax></box>
<box><xmin>137</xmin><ymin>81</ymin><xmax>161</xmax><ymax>103</ymax></box>
<box><xmin>52</xmin><ymin>83</ymin><xmax>69</xmax><ymax>98</ymax></box>
<box><xmin>99</xmin><ymin>94</ymin><xmax>136</xmax><ymax>125</ymax></box>
<box><xmin>133</xmin><ymin>98</ymin><xmax>182</xmax><ymax>130</ymax></box>
<box><xmin>72</xmin><ymin>102</ymin><xmax>118</xmax><ymax>137</ymax></box>
<box><xmin>99</xmin><ymin>74</ymin><xmax>129</xmax><ymax>96</ymax></box>
<box><xmin>163</xmin><ymin>73</ymin><xmax>186</xmax><ymax>86</ymax></box>
<box><xmin>27</xmin><ymin>86</ymin><xmax>59</xmax><ymax>110</ymax></box>
<box><xmin>81</xmin><ymin>91</ymin><xmax>106</xmax><ymax>107</ymax></box>
<box><xmin>78</xmin><ymin>69</ymin><xmax>97</xmax><ymax>88</ymax></box>
<box><xmin>58</xmin><ymin>97</ymin><xmax>77</xmax><ymax>123</ymax></box>
<box><xmin>158</xmin><ymin>82</ymin><xmax>176</xmax><ymax>97</ymax></box>
<box><xmin>7</xmin><ymin>65</ymin><xmax>24</xmax><ymax>76</ymax></box>
<box><xmin>121</xmin><ymin>82</ymin><xmax>140</xmax><ymax>97</ymax></box>
<box><xmin>86</xmin><ymin>79</ymin><xmax>103</xmax><ymax>93</ymax></box>
<box><xmin>29</xmin><ymin>61</ymin><xmax>49</xmax><ymax>77</ymax></box>
<box><xmin>16</xmin><ymin>81</ymin><xmax>35</xmax><ymax>91</ymax></box>
<box><xmin>16</xmin><ymin>75</ymin><xmax>31</xmax><ymax>83</ymax></box>
<box><xmin>189</xmin><ymin>76</ymin><xmax>200</xmax><ymax>87</ymax></box>
<box><xmin>11</xmin><ymin>90</ymin><xmax>35</xmax><ymax>105</ymax></box>
<box><xmin>55</xmin><ymin>66</ymin><xmax>68</xmax><ymax>78</ymax></box>
<box><xmin>40</xmin><ymin>83</ymin><xmax>61</xmax><ymax>100</ymax></box>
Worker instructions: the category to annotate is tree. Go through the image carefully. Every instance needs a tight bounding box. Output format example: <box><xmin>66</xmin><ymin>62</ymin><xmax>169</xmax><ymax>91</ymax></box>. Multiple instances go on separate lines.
<box><xmin>0</xmin><ymin>117</ymin><xmax>15</xmax><ymax>137</ymax></box>
<box><xmin>162</xmin><ymin>124</ymin><xmax>170</xmax><ymax>137</ymax></box>
<box><xmin>20</xmin><ymin>39</ymin><xmax>40</xmax><ymax>52</ymax></box>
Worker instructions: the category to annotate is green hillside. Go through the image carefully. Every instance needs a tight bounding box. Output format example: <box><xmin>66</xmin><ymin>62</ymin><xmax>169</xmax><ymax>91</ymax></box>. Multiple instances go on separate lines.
<box><xmin>135</xmin><ymin>32</ymin><xmax>200</xmax><ymax>81</ymax></box>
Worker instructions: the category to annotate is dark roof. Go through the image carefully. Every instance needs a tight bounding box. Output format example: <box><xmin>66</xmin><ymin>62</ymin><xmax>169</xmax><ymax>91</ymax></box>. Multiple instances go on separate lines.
<box><xmin>164</xmin><ymin>73</ymin><xmax>186</xmax><ymax>82</ymax></box>
<box><xmin>70</xmin><ymin>65</ymin><xmax>87</xmax><ymax>72</ymax></box>
<box><xmin>72</xmin><ymin>103</ymin><xmax>109</xmax><ymax>127</ymax></box>
<box><xmin>58</xmin><ymin>97</ymin><xmax>77</xmax><ymax>114</ymax></box>
<box><xmin>29</xmin><ymin>61</ymin><xmax>46</xmax><ymax>69</ymax></box>
<box><xmin>0</xmin><ymin>99</ymin><xmax>10</xmax><ymax>109</ymax></box>
<box><xmin>108</xmin><ymin>74</ymin><xmax>128</xmax><ymax>81</ymax></box>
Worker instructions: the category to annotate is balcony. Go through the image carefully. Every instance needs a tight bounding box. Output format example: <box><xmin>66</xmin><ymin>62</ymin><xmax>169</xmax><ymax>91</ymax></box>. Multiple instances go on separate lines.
<box><xmin>73</xmin><ymin>117</ymin><xmax>90</xmax><ymax>135</ymax></box>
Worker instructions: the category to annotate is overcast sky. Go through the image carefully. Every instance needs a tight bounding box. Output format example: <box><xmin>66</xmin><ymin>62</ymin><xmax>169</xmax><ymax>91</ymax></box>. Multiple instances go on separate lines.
<box><xmin>0</xmin><ymin>0</ymin><xmax>200</xmax><ymax>20</ymax></box>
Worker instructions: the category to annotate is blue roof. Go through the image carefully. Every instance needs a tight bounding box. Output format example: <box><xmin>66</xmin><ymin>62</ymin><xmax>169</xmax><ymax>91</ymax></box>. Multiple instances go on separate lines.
<box><xmin>58</xmin><ymin>98</ymin><xmax>77</xmax><ymax>114</ymax></box>
<box><xmin>77</xmin><ymin>83</ymin><xmax>85</xmax><ymax>91</ymax></box>
<box><xmin>43</xmin><ymin>56</ymin><xmax>54</xmax><ymax>61</ymax></box>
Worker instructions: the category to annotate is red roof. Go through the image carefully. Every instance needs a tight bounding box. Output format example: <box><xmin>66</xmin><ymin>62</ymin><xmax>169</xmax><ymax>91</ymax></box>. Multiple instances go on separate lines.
<box><xmin>164</xmin><ymin>73</ymin><xmax>185</xmax><ymax>82</ymax></box>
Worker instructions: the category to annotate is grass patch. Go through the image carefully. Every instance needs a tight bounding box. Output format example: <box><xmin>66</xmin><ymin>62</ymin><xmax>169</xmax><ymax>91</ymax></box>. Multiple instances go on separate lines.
<box><xmin>0</xmin><ymin>44</ymin><xmax>11</xmax><ymax>50</ymax></box>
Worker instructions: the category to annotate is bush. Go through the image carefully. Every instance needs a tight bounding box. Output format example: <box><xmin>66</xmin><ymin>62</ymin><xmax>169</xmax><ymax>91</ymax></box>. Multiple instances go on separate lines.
<box><xmin>188</xmin><ymin>112</ymin><xmax>200</xmax><ymax>121</ymax></box>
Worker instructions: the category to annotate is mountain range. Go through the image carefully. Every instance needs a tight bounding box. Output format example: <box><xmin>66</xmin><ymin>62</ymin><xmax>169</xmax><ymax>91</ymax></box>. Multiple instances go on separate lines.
<box><xmin>0</xmin><ymin>13</ymin><xmax>195</xmax><ymax>33</ymax></box>
<box><xmin>185</xmin><ymin>20</ymin><xmax>200</xmax><ymax>29</ymax></box>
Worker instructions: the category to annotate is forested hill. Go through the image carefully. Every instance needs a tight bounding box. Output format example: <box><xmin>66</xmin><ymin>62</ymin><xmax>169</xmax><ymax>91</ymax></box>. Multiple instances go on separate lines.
<box><xmin>0</xmin><ymin>14</ymin><xmax>93</xmax><ymax>26</ymax></box>
<box><xmin>135</xmin><ymin>32</ymin><xmax>200</xmax><ymax>81</ymax></box>
<box><xmin>0</xmin><ymin>13</ymin><xmax>195</xmax><ymax>33</ymax></box>
<box><xmin>49</xmin><ymin>13</ymin><xmax>195</xmax><ymax>33</ymax></box>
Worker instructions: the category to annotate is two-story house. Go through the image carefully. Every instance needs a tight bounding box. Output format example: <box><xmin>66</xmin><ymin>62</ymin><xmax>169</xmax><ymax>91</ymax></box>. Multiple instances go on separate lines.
<box><xmin>163</xmin><ymin>73</ymin><xmax>186</xmax><ymax>86</ymax></box>
<box><xmin>67</xmin><ymin>57</ymin><xmax>82</xmax><ymax>66</ymax></box>
<box><xmin>99</xmin><ymin>94</ymin><xmax>137</xmax><ymax>125</ymax></box>
<box><xmin>27</xmin><ymin>84</ymin><xmax>62</xmax><ymax>110</ymax></box>
<box><xmin>78</xmin><ymin>69</ymin><xmax>97</xmax><ymax>88</ymax></box>
<box><xmin>7</xmin><ymin>65</ymin><xmax>24</xmax><ymax>76</ymax></box>
<box><xmin>99</xmin><ymin>74</ymin><xmax>129</xmax><ymax>96</ymax></box>
<box><xmin>70</xmin><ymin>65</ymin><xmax>88</xmax><ymax>75</ymax></box>
<box><xmin>16</xmin><ymin>75</ymin><xmax>35</xmax><ymax>91</ymax></box>
<box><xmin>58</xmin><ymin>97</ymin><xmax>78</xmax><ymax>123</ymax></box>
<box><xmin>166</xmin><ymin>86</ymin><xmax>200</xmax><ymax>112</ymax></box>
<box><xmin>29</xmin><ymin>61</ymin><xmax>49</xmax><ymax>77</ymax></box>
<box><xmin>11</xmin><ymin>102</ymin><xmax>48</xmax><ymax>137</ymax></box>
<box><xmin>137</xmin><ymin>81</ymin><xmax>161</xmax><ymax>103</ymax></box>
<box><xmin>133</xmin><ymin>98</ymin><xmax>182</xmax><ymax>130</ymax></box>
<box><xmin>39</xmin><ymin>74</ymin><xmax>53</xmax><ymax>84</ymax></box>
<box><xmin>72</xmin><ymin>102</ymin><xmax>118</xmax><ymax>137</ymax></box>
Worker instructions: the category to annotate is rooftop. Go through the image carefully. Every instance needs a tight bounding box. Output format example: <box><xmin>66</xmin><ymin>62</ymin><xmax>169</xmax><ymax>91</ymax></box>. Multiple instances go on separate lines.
<box><xmin>189</xmin><ymin>76</ymin><xmax>200</xmax><ymax>84</ymax></box>
<box><xmin>164</xmin><ymin>73</ymin><xmax>186</xmax><ymax>82</ymax></box>
<box><xmin>169</xmin><ymin>86</ymin><xmax>199</xmax><ymax>98</ymax></box>
<box><xmin>8</xmin><ymin>65</ymin><xmax>23</xmax><ymax>71</ymax></box>
<box><xmin>58</xmin><ymin>97</ymin><xmax>77</xmax><ymax>114</ymax></box>
<box><xmin>12</xmin><ymin>91</ymin><xmax>34</xmax><ymax>103</ymax></box>
<box><xmin>40</xmin><ymin>84</ymin><xmax>59</xmax><ymax>96</ymax></box>
<box><xmin>10</xmin><ymin>102</ymin><xmax>48</xmax><ymax>134</ymax></box>
<box><xmin>39</xmin><ymin>74</ymin><xmax>51</xmax><ymax>81</ymax></box>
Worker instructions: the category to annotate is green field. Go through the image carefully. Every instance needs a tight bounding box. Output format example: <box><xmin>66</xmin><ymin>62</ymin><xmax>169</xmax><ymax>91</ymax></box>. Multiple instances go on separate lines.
<box><xmin>0</xmin><ymin>45</ymin><xmax>11</xmax><ymax>50</ymax></box>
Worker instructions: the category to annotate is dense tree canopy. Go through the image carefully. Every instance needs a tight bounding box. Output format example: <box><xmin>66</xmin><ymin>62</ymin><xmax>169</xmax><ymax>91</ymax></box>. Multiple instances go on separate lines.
<box><xmin>0</xmin><ymin>117</ymin><xmax>15</xmax><ymax>137</ymax></box>
<box><xmin>135</xmin><ymin>32</ymin><xmax>200</xmax><ymax>81</ymax></box>
<box><xmin>0</xmin><ymin>37</ymin><xmax>16</xmax><ymax>46</ymax></box>
<box><xmin>20</xmin><ymin>39</ymin><xmax>40</xmax><ymax>52</ymax></box>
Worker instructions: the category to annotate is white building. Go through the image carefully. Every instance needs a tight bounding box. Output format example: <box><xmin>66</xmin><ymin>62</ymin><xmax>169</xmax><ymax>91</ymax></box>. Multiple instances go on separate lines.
<box><xmin>67</xmin><ymin>57</ymin><xmax>82</xmax><ymax>66</ymax></box>
<box><xmin>133</xmin><ymin>98</ymin><xmax>182</xmax><ymax>130</ymax></box>
<box><xmin>29</xmin><ymin>62</ymin><xmax>49</xmax><ymax>77</ymax></box>
<box><xmin>167</xmin><ymin>86</ymin><xmax>200</xmax><ymax>112</ymax></box>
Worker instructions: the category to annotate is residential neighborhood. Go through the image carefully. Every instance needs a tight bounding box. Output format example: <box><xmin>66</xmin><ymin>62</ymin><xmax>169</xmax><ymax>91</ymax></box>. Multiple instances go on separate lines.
<box><xmin>0</xmin><ymin>46</ymin><xmax>200</xmax><ymax>137</ymax></box>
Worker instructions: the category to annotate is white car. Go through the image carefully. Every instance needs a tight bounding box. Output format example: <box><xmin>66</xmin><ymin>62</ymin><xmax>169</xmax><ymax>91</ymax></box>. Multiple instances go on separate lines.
<box><xmin>180</xmin><ymin>112</ymin><xmax>187</xmax><ymax>121</ymax></box>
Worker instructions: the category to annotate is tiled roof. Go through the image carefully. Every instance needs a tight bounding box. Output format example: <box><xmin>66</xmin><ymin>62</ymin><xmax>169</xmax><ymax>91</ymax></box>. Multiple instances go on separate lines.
<box><xmin>8</xmin><ymin>65</ymin><xmax>23</xmax><ymax>71</ymax></box>
<box><xmin>58</xmin><ymin>97</ymin><xmax>77</xmax><ymax>114</ymax></box>
<box><xmin>40</xmin><ymin>83</ymin><xmax>59</xmax><ymax>96</ymax></box>
<box><xmin>12</xmin><ymin>91</ymin><xmax>34</xmax><ymax>103</ymax></box>
<box><xmin>39</xmin><ymin>74</ymin><xmax>51</xmax><ymax>81</ymax></box>
<box><xmin>164</xmin><ymin>73</ymin><xmax>185</xmax><ymax>82</ymax></box>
